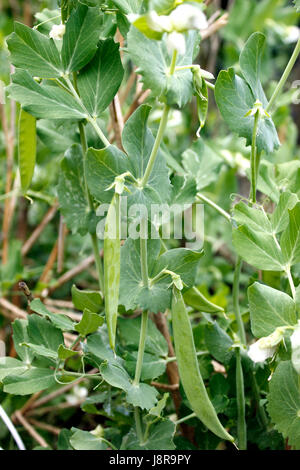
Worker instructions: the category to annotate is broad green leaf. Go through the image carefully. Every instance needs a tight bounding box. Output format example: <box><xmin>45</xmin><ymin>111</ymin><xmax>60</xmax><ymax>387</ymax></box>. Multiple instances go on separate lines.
<box><xmin>239</xmin><ymin>32</ymin><xmax>267</xmax><ymax>105</ymax></box>
<box><xmin>58</xmin><ymin>345</ymin><xmax>78</xmax><ymax>360</ymax></box>
<box><xmin>127</xmin><ymin>27</ymin><xmax>197</xmax><ymax>108</ymax></box>
<box><xmin>3</xmin><ymin>368</ymin><xmax>56</xmax><ymax>395</ymax></box>
<box><xmin>271</xmin><ymin>192</ymin><xmax>298</xmax><ymax>234</ymax></box>
<box><xmin>118</xmin><ymin>316</ymin><xmax>168</xmax><ymax>357</ymax></box>
<box><xmin>293</xmin><ymin>0</ymin><xmax>300</xmax><ymax>12</ymax></box>
<box><xmin>86</xmin><ymin>328</ymin><xmax>121</xmax><ymax>365</ymax></box>
<box><xmin>124</xmin><ymin>351</ymin><xmax>166</xmax><ymax>380</ymax></box>
<box><xmin>267</xmin><ymin>361</ymin><xmax>300</xmax><ymax>450</ymax></box>
<box><xmin>75</xmin><ymin>309</ymin><xmax>104</xmax><ymax>336</ymax></box>
<box><xmin>34</xmin><ymin>9</ymin><xmax>61</xmax><ymax>34</ymax></box>
<box><xmin>7</xmin><ymin>22</ymin><xmax>62</xmax><ymax>78</ymax></box>
<box><xmin>148</xmin><ymin>393</ymin><xmax>169</xmax><ymax>417</ymax></box>
<box><xmin>37</xmin><ymin>119</ymin><xmax>77</xmax><ymax>155</ymax></box>
<box><xmin>204</xmin><ymin>322</ymin><xmax>234</xmax><ymax>365</ymax></box>
<box><xmin>77</xmin><ymin>39</ymin><xmax>124</xmax><ymax>117</ymax></box>
<box><xmin>21</xmin><ymin>343</ymin><xmax>58</xmax><ymax>360</ymax></box>
<box><xmin>248</xmin><ymin>282</ymin><xmax>297</xmax><ymax>338</ymax></box>
<box><xmin>100</xmin><ymin>362</ymin><xmax>131</xmax><ymax>391</ymax></box>
<box><xmin>57</xmin><ymin>144</ymin><xmax>96</xmax><ymax>236</ymax></box>
<box><xmin>281</xmin><ymin>202</ymin><xmax>300</xmax><ymax>267</ymax></box>
<box><xmin>183</xmin><ymin>287</ymin><xmax>224</xmax><ymax>313</ymax></box>
<box><xmin>18</xmin><ymin>109</ymin><xmax>36</xmax><ymax>192</ymax></box>
<box><xmin>182</xmin><ymin>138</ymin><xmax>223</xmax><ymax>191</ymax></box>
<box><xmin>126</xmin><ymin>383</ymin><xmax>158</xmax><ymax>410</ymax></box>
<box><xmin>256</xmin><ymin>160</ymin><xmax>280</xmax><ymax>203</ymax></box>
<box><xmin>72</xmin><ymin>285</ymin><xmax>103</xmax><ymax>312</ymax></box>
<box><xmin>30</xmin><ymin>298</ymin><xmax>75</xmax><ymax>331</ymax></box>
<box><xmin>122</xmin><ymin>420</ymin><xmax>175</xmax><ymax>450</ymax></box>
<box><xmin>275</xmin><ymin>161</ymin><xmax>300</xmax><ymax>198</ymax></box>
<box><xmin>70</xmin><ymin>429</ymin><xmax>108</xmax><ymax>450</ymax></box>
<box><xmin>233</xmin><ymin>201</ymin><xmax>272</xmax><ymax>234</ymax></box>
<box><xmin>12</xmin><ymin>319</ymin><xmax>35</xmax><ymax>364</ymax></box>
<box><xmin>119</xmin><ymin>237</ymin><xmax>203</xmax><ymax>312</ymax></box>
<box><xmin>215</xmin><ymin>68</ymin><xmax>280</xmax><ymax>154</ymax></box>
<box><xmin>169</xmin><ymin>175</ymin><xmax>197</xmax><ymax>206</ymax></box>
<box><xmin>62</xmin><ymin>4</ymin><xmax>102</xmax><ymax>73</ymax></box>
<box><xmin>232</xmin><ymin>225</ymin><xmax>285</xmax><ymax>271</ymax></box>
<box><xmin>7</xmin><ymin>70</ymin><xmax>86</xmax><ymax>120</ymax></box>
<box><xmin>111</xmin><ymin>0</ymin><xmax>142</xmax><ymax>14</ymax></box>
<box><xmin>27</xmin><ymin>314</ymin><xmax>64</xmax><ymax>353</ymax></box>
<box><xmin>0</xmin><ymin>357</ymin><xmax>28</xmax><ymax>381</ymax></box>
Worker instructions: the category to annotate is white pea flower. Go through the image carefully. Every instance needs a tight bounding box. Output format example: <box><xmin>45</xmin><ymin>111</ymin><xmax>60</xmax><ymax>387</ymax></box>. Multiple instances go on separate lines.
<box><xmin>147</xmin><ymin>10</ymin><xmax>172</xmax><ymax>33</ymax></box>
<box><xmin>248</xmin><ymin>339</ymin><xmax>276</xmax><ymax>363</ymax></box>
<box><xmin>290</xmin><ymin>324</ymin><xmax>300</xmax><ymax>350</ymax></box>
<box><xmin>169</xmin><ymin>4</ymin><xmax>208</xmax><ymax>32</ymax></box>
<box><xmin>248</xmin><ymin>329</ymin><xmax>284</xmax><ymax>363</ymax></box>
<box><xmin>166</xmin><ymin>31</ymin><xmax>186</xmax><ymax>55</ymax></box>
<box><xmin>49</xmin><ymin>23</ymin><xmax>66</xmax><ymax>40</ymax></box>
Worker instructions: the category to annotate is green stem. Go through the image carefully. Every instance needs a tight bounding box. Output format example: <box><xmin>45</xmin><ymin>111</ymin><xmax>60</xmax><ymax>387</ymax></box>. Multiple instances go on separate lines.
<box><xmin>175</xmin><ymin>412</ymin><xmax>196</xmax><ymax>425</ymax></box>
<box><xmin>236</xmin><ymin>348</ymin><xmax>247</xmax><ymax>450</ymax></box>
<box><xmin>266</xmin><ymin>37</ymin><xmax>300</xmax><ymax>113</ymax></box>
<box><xmin>134</xmin><ymin>407</ymin><xmax>144</xmax><ymax>443</ymax></box>
<box><xmin>233</xmin><ymin>256</ymin><xmax>246</xmax><ymax>345</ymax></box>
<box><xmin>169</xmin><ymin>49</ymin><xmax>178</xmax><ymax>75</ymax></box>
<box><xmin>250</xmin><ymin>110</ymin><xmax>260</xmax><ymax>204</ymax></box>
<box><xmin>196</xmin><ymin>193</ymin><xmax>231</xmax><ymax>222</ymax></box>
<box><xmin>133</xmin><ymin>311</ymin><xmax>149</xmax><ymax>386</ymax></box>
<box><xmin>78</xmin><ymin>118</ymin><xmax>104</xmax><ymax>293</ymax></box>
<box><xmin>249</xmin><ymin>371</ymin><xmax>269</xmax><ymax>428</ymax></box>
<box><xmin>140</xmin><ymin>217</ymin><xmax>149</xmax><ymax>288</ymax></box>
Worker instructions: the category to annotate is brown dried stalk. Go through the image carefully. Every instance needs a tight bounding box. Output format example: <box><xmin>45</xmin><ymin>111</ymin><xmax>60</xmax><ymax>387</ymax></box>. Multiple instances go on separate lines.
<box><xmin>22</xmin><ymin>202</ymin><xmax>59</xmax><ymax>256</ymax></box>
<box><xmin>14</xmin><ymin>411</ymin><xmax>48</xmax><ymax>448</ymax></box>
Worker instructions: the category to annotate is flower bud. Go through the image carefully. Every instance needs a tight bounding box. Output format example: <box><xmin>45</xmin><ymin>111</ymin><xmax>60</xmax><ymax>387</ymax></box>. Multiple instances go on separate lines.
<box><xmin>147</xmin><ymin>10</ymin><xmax>172</xmax><ymax>33</ymax></box>
<box><xmin>169</xmin><ymin>4</ymin><xmax>208</xmax><ymax>32</ymax></box>
<box><xmin>166</xmin><ymin>31</ymin><xmax>186</xmax><ymax>56</ymax></box>
<box><xmin>49</xmin><ymin>23</ymin><xmax>66</xmax><ymax>41</ymax></box>
<box><xmin>291</xmin><ymin>324</ymin><xmax>300</xmax><ymax>374</ymax></box>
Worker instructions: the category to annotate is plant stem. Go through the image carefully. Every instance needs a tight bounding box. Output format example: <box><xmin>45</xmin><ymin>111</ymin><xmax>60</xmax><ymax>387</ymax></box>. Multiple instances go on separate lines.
<box><xmin>236</xmin><ymin>348</ymin><xmax>247</xmax><ymax>450</ymax></box>
<box><xmin>141</xmin><ymin>104</ymin><xmax>170</xmax><ymax>188</ymax></box>
<box><xmin>249</xmin><ymin>371</ymin><xmax>269</xmax><ymax>428</ymax></box>
<box><xmin>286</xmin><ymin>266</ymin><xmax>296</xmax><ymax>301</ymax></box>
<box><xmin>133</xmin><ymin>311</ymin><xmax>149</xmax><ymax>386</ymax></box>
<box><xmin>134</xmin><ymin>407</ymin><xmax>144</xmax><ymax>443</ymax></box>
<box><xmin>140</xmin><ymin>217</ymin><xmax>149</xmax><ymax>288</ymax></box>
<box><xmin>196</xmin><ymin>193</ymin><xmax>231</xmax><ymax>222</ymax></box>
<box><xmin>266</xmin><ymin>37</ymin><xmax>300</xmax><ymax>113</ymax></box>
<box><xmin>78</xmin><ymin>116</ymin><xmax>104</xmax><ymax>293</ymax></box>
<box><xmin>169</xmin><ymin>49</ymin><xmax>178</xmax><ymax>75</ymax></box>
<box><xmin>175</xmin><ymin>412</ymin><xmax>196</xmax><ymax>425</ymax></box>
<box><xmin>233</xmin><ymin>256</ymin><xmax>246</xmax><ymax>345</ymax></box>
<box><xmin>250</xmin><ymin>110</ymin><xmax>260</xmax><ymax>204</ymax></box>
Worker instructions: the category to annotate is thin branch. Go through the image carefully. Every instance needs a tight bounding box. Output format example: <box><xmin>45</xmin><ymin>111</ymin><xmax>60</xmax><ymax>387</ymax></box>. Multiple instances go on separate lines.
<box><xmin>27</xmin><ymin>419</ymin><xmax>61</xmax><ymax>436</ymax></box>
<box><xmin>57</xmin><ymin>216</ymin><xmax>68</xmax><ymax>274</ymax></box>
<box><xmin>22</xmin><ymin>202</ymin><xmax>59</xmax><ymax>256</ymax></box>
<box><xmin>109</xmin><ymin>94</ymin><xmax>124</xmax><ymax>150</ymax></box>
<box><xmin>39</xmin><ymin>240</ymin><xmax>58</xmax><ymax>284</ymax></box>
<box><xmin>14</xmin><ymin>411</ymin><xmax>48</xmax><ymax>448</ymax></box>
<box><xmin>151</xmin><ymin>381</ymin><xmax>179</xmax><ymax>391</ymax></box>
<box><xmin>201</xmin><ymin>13</ymin><xmax>229</xmax><ymax>40</ymax></box>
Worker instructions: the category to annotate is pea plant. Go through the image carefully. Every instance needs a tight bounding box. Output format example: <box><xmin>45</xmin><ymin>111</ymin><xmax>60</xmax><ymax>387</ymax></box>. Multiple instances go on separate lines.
<box><xmin>1</xmin><ymin>0</ymin><xmax>300</xmax><ymax>451</ymax></box>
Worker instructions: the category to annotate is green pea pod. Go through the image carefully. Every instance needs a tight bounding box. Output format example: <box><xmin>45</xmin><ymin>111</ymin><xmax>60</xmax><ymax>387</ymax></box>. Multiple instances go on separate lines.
<box><xmin>18</xmin><ymin>108</ymin><xmax>36</xmax><ymax>193</ymax></box>
<box><xmin>104</xmin><ymin>193</ymin><xmax>120</xmax><ymax>351</ymax></box>
<box><xmin>171</xmin><ymin>286</ymin><xmax>234</xmax><ymax>443</ymax></box>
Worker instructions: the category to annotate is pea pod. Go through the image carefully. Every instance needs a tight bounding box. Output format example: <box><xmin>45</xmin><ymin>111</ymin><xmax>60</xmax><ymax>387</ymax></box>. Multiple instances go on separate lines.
<box><xmin>104</xmin><ymin>193</ymin><xmax>120</xmax><ymax>351</ymax></box>
<box><xmin>171</xmin><ymin>286</ymin><xmax>234</xmax><ymax>442</ymax></box>
<box><xmin>18</xmin><ymin>109</ymin><xmax>36</xmax><ymax>193</ymax></box>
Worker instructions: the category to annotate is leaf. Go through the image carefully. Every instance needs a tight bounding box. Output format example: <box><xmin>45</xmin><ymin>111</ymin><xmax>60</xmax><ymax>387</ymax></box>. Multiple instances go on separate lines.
<box><xmin>77</xmin><ymin>39</ymin><xmax>124</xmax><ymax>117</ymax></box>
<box><xmin>7</xmin><ymin>70</ymin><xmax>86</xmax><ymax>120</ymax></box>
<box><xmin>183</xmin><ymin>287</ymin><xmax>224</xmax><ymax>314</ymax></box>
<box><xmin>126</xmin><ymin>383</ymin><xmax>158</xmax><ymax>410</ymax></box>
<box><xmin>71</xmin><ymin>285</ymin><xmax>103</xmax><ymax>313</ymax></box>
<box><xmin>37</xmin><ymin>120</ymin><xmax>77</xmax><ymax>155</ymax></box>
<box><xmin>0</xmin><ymin>357</ymin><xmax>28</xmax><ymax>381</ymax></box>
<box><xmin>75</xmin><ymin>309</ymin><xmax>104</xmax><ymax>337</ymax></box>
<box><xmin>30</xmin><ymin>298</ymin><xmax>75</xmax><ymax>331</ymax></box>
<box><xmin>267</xmin><ymin>361</ymin><xmax>300</xmax><ymax>450</ymax></box>
<box><xmin>62</xmin><ymin>4</ymin><xmax>102</xmax><ymax>73</ymax></box>
<box><xmin>204</xmin><ymin>322</ymin><xmax>234</xmax><ymax>365</ymax></box>
<box><xmin>195</xmin><ymin>79</ymin><xmax>208</xmax><ymax>132</ymax></box>
<box><xmin>232</xmin><ymin>225</ymin><xmax>285</xmax><ymax>271</ymax></box>
<box><xmin>124</xmin><ymin>351</ymin><xmax>166</xmax><ymax>380</ymax></box>
<box><xmin>239</xmin><ymin>32</ymin><xmax>267</xmax><ymax>105</ymax></box>
<box><xmin>281</xmin><ymin>202</ymin><xmax>300</xmax><ymax>267</ymax></box>
<box><xmin>58</xmin><ymin>345</ymin><xmax>78</xmax><ymax>360</ymax></box>
<box><xmin>215</xmin><ymin>68</ymin><xmax>280</xmax><ymax>154</ymax></box>
<box><xmin>148</xmin><ymin>393</ymin><xmax>169</xmax><ymax>417</ymax></box>
<box><xmin>293</xmin><ymin>0</ymin><xmax>300</xmax><ymax>12</ymax></box>
<box><xmin>122</xmin><ymin>420</ymin><xmax>175</xmax><ymax>450</ymax></box>
<box><xmin>256</xmin><ymin>160</ymin><xmax>280</xmax><ymax>203</ymax></box>
<box><xmin>18</xmin><ymin>109</ymin><xmax>36</xmax><ymax>192</ymax></box>
<box><xmin>248</xmin><ymin>282</ymin><xmax>297</xmax><ymax>338</ymax></box>
<box><xmin>3</xmin><ymin>368</ymin><xmax>56</xmax><ymax>395</ymax></box>
<box><xmin>118</xmin><ymin>316</ymin><xmax>168</xmax><ymax>357</ymax></box>
<box><xmin>86</xmin><ymin>328</ymin><xmax>121</xmax><ymax>365</ymax></box>
<box><xmin>233</xmin><ymin>201</ymin><xmax>272</xmax><ymax>234</ymax></box>
<box><xmin>111</xmin><ymin>0</ymin><xmax>142</xmax><ymax>14</ymax></box>
<box><xmin>21</xmin><ymin>343</ymin><xmax>58</xmax><ymax>360</ymax></box>
<box><xmin>57</xmin><ymin>144</ymin><xmax>95</xmax><ymax>235</ymax></box>
<box><xmin>182</xmin><ymin>138</ymin><xmax>223</xmax><ymax>191</ymax></box>
<box><xmin>12</xmin><ymin>319</ymin><xmax>35</xmax><ymax>364</ymax></box>
<box><xmin>100</xmin><ymin>362</ymin><xmax>131</xmax><ymax>391</ymax></box>
<box><xmin>119</xmin><ymin>236</ymin><xmax>203</xmax><ymax>313</ymax></box>
<box><xmin>127</xmin><ymin>27</ymin><xmax>197</xmax><ymax>108</ymax></box>
<box><xmin>27</xmin><ymin>314</ymin><xmax>64</xmax><ymax>353</ymax></box>
<box><xmin>271</xmin><ymin>192</ymin><xmax>298</xmax><ymax>234</ymax></box>
<box><xmin>7</xmin><ymin>22</ymin><xmax>62</xmax><ymax>78</ymax></box>
<box><xmin>70</xmin><ymin>429</ymin><xmax>108</xmax><ymax>450</ymax></box>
